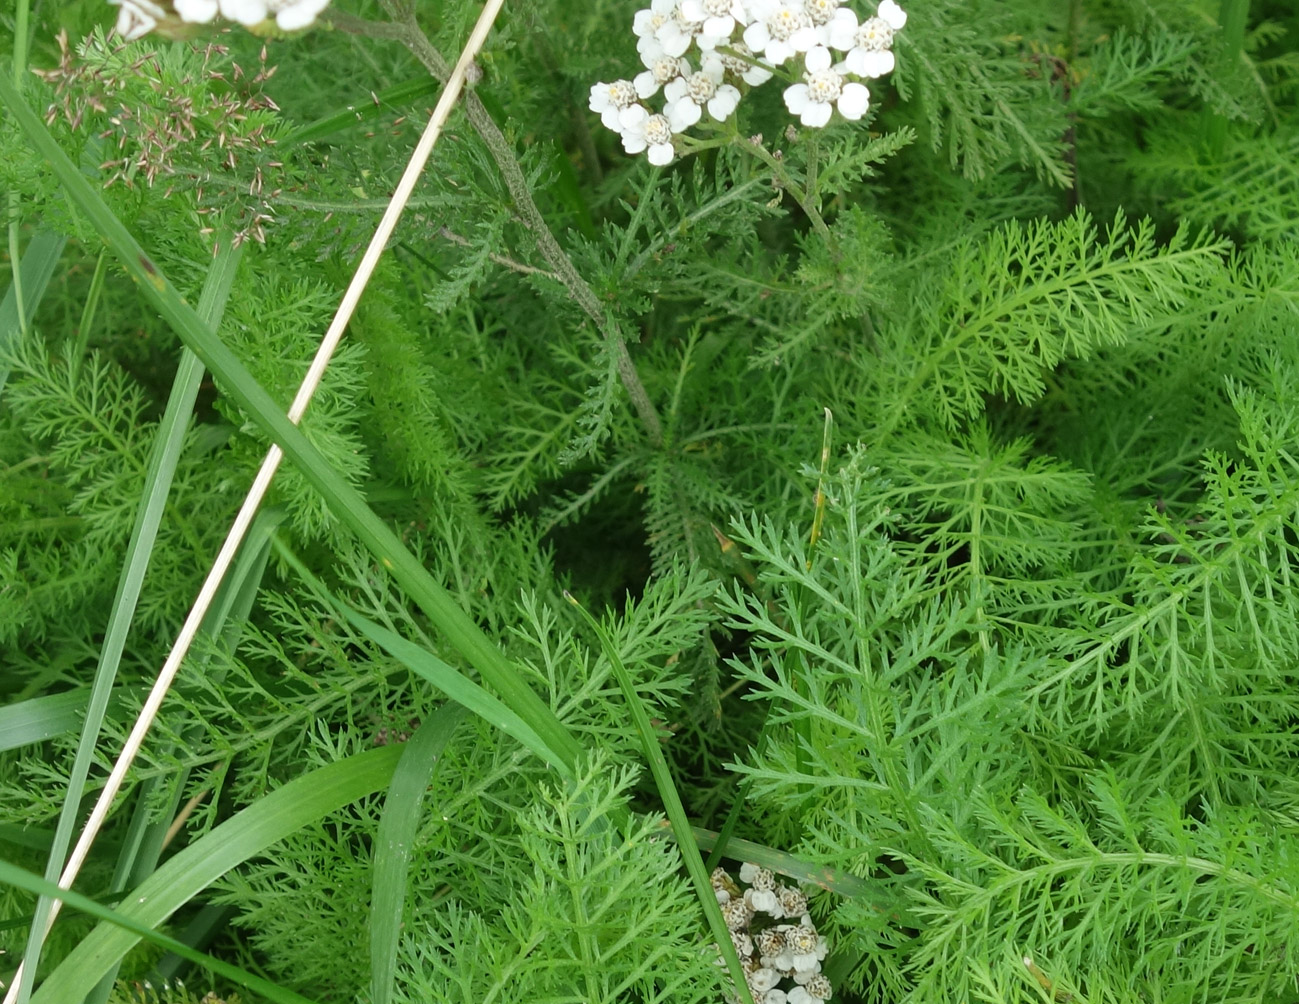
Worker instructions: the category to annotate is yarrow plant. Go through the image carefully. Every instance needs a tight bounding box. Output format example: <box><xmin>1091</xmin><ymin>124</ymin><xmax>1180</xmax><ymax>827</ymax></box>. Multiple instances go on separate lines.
<box><xmin>8</xmin><ymin>0</ymin><xmax>1299</xmax><ymax>1002</ymax></box>
<box><xmin>712</xmin><ymin>863</ymin><xmax>832</xmax><ymax>1004</ymax></box>
<box><xmin>589</xmin><ymin>0</ymin><xmax>905</xmax><ymax>163</ymax></box>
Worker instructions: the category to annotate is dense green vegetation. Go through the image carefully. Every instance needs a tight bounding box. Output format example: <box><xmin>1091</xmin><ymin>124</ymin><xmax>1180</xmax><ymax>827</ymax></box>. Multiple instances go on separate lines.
<box><xmin>3</xmin><ymin>0</ymin><xmax>1299</xmax><ymax>1001</ymax></box>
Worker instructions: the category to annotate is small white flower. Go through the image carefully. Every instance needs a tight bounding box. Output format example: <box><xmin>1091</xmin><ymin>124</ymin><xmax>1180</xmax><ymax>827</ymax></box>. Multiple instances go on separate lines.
<box><xmin>635</xmin><ymin>0</ymin><xmax>694</xmax><ymax>56</ymax></box>
<box><xmin>765</xmin><ymin>993</ymin><xmax>789</xmax><ymax>1004</ymax></box>
<box><xmin>664</xmin><ymin>57</ymin><xmax>741</xmax><ymax>129</ymax></box>
<box><xmin>108</xmin><ymin>0</ymin><xmax>166</xmax><ymax>39</ymax></box>
<box><xmin>877</xmin><ymin>0</ymin><xmax>908</xmax><ymax>30</ymax></box>
<box><xmin>785</xmin><ymin>924</ymin><xmax>827</xmax><ymax>973</ymax></box>
<box><xmin>620</xmin><ymin>106</ymin><xmax>679</xmax><ymax>165</ymax></box>
<box><xmin>777</xmin><ymin>884</ymin><xmax>809</xmax><ymax>918</ymax></box>
<box><xmin>681</xmin><ymin>0</ymin><xmax>748</xmax><ymax>48</ymax></box>
<box><xmin>783</xmin><ymin>45</ymin><xmax>869</xmax><ymax>127</ymax></box>
<box><xmin>804</xmin><ymin>0</ymin><xmax>843</xmax><ymax>24</ymax></box>
<box><xmin>589</xmin><ymin>80</ymin><xmax>640</xmax><ymax>132</ymax></box>
<box><xmin>635</xmin><ymin>52</ymin><xmax>689</xmax><ymax>99</ymax></box>
<box><xmin>755</xmin><ymin>927</ymin><xmax>786</xmax><ymax>960</ymax></box>
<box><xmin>738</xmin><ymin>861</ymin><xmax>762</xmax><ymax>883</ymax></box>
<box><xmin>748</xmin><ymin>967</ymin><xmax>782</xmax><ymax>993</ymax></box>
<box><xmin>743</xmin><ymin>0</ymin><xmax>812</xmax><ymax>65</ymax></box>
<box><xmin>835</xmin><ymin>13</ymin><xmax>898</xmax><ymax>77</ymax></box>
<box><xmin>789</xmin><ymin>0</ymin><xmax>856</xmax><ymax>51</ymax></box>
<box><xmin>721</xmin><ymin>895</ymin><xmax>755</xmax><ymax>931</ymax></box>
<box><xmin>765</xmin><ymin>926</ymin><xmax>798</xmax><ymax>973</ymax></box>
<box><xmin>745</xmin><ymin>885</ymin><xmax>782</xmax><ymax>914</ymax></box>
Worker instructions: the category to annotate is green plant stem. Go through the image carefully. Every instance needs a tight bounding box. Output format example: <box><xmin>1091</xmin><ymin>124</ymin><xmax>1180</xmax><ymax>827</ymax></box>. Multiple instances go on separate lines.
<box><xmin>70</xmin><ymin>250</ymin><xmax>108</xmax><ymax>381</ymax></box>
<box><xmin>7</xmin><ymin>0</ymin><xmax>31</xmax><ymax>336</ymax></box>
<box><xmin>733</xmin><ymin>132</ymin><xmax>836</xmax><ymax>249</ymax></box>
<box><xmin>1201</xmin><ymin>0</ymin><xmax>1250</xmax><ymax>154</ymax></box>
<box><xmin>339</xmin><ymin>6</ymin><xmax>665</xmax><ymax>449</ymax></box>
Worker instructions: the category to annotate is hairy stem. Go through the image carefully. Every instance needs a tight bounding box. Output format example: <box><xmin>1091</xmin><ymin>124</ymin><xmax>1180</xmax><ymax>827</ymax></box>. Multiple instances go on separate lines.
<box><xmin>333</xmin><ymin>6</ymin><xmax>665</xmax><ymax>448</ymax></box>
<box><xmin>734</xmin><ymin>131</ymin><xmax>836</xmax><ymax>251</ymax></box>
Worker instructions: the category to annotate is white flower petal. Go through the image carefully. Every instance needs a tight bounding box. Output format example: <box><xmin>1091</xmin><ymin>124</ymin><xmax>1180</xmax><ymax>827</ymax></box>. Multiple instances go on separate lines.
<box><xmin>620</xmin><ymin>104</ymin><xmax>650</xmax><ymax>130</ymax></box>
<box><xmin>743</xmin><ymin>21</ymin><xmax>771</xmax><ymax>51</ymax></box>
<box><xmin>707</xmin><ymin>85</ymin><xmax>740</xmax><ymax>119</ymax></box>
<box><xmin>878</xmin><ymin>0</ymin><xmax>907</xmax><ymax>29</ymax></box>
<box><xmin>804</xmin><ymin>44</ymin><xmax>832</xmax><ymax>72</ymax></box>
<box><xmin>634</xmin><ymin>71</ymin><xmax>659</xmax><ymax>98</ymax></box>
<box><xmin>783</xmin><ymin>82</ymin><xmax>810</xmax><ymax>113</ymax></box>
<box><xmin>681</xmin><ymin>0</ymin><xmax>706</xmax><ymax>19</ymax></box>
<box><xmin>174</xmin><ymin>0</ymin><xmax>219</xmax><ymax>21</ymax></box>
<box><xmin>860</xmin><ymin>48</ymin><xmax>895</xmax><ymax>76</ymax></box>
<box><xmin>670</xmin><ymin>99</ymin><xmax>703</xmax><ymax>129</ymax></box>
<box><xmin>767</xmin><ymin>38</ymin><xmax>794</xmax><ymax>63</ymax></box>
<box><xmin>623</xmin><ymin>131</ymin><xmax>649</xmax><ymax>154</ymax></box>
<box><xmin>220</xmin><ymin>0</ymin><xmax>268</xmax><ymax>24</ymax></box>
<box><xmin>661</xmin><ymin>26</ymin><xmax>692</xmax><ymax>55</ymax></box>
<box><xmin>838</xmin><ymin>81</ymin><xmax>869</xmax><ymax>118</ymax></box>
<box><xmin>801</xmin><ymin>100</ymin><xmax>832</xmax><ymax>127</ymax></box>
<box><xmin>704</xmin><ymin>14</ymin><xmax>735</xmax><ymax>38</ymax></box>
<box><xmin>648</xmin><ymin>141</ymin><xmax>675</xmax><ymax>165</ymax></box>
<box><xmin>274</xmin><ymin>0</ymin><xmax>329</xmax><ymax>30</ymax></box>
<box><xmin>789</xmin><ymin>25</ymin><xmax>821</xmax><ymax>51</ymax></box>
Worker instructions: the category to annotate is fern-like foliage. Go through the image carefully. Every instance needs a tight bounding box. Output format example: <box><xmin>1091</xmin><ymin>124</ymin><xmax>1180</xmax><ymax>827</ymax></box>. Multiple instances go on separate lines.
<box><xmin>393</xmin><ymin>753</ymin><xmax>721</xmax><ymax>1004</ymax></box>
<box><xmin>868</xmin><ymin>209</ymin><xmax>1230</xmax><ymax>435</ymax></box>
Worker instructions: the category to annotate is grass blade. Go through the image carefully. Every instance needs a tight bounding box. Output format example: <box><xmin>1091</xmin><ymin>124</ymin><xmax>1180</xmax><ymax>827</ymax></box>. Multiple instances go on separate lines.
<box><xmin>0</xmin><ymin>858</ymin><xmax>322</xmax><ymax>1004</ymax></box>
<box><xmin>0</xmin><ymin>44</ymin><xmax>581</xmax><ymax>788</ymax></box>
<box><xmin>276</xmin><ymin>540</ymin><xmax>576</xmax><ymax>781</ymax></box>
<box><xmin>11</xmin><ymin>240</ymin><xmax>242</xmax><ymax>1004</ymax></box>
<box><xmin>83</xmin><ymin>507</ymin><xmax>288</xmax><ymax>1004</ymax></box>
<box><xmin>0</xmin><ymin>690</ymin><xmax>92</xmax><ymax>751</ymax></box>
<box><xmin>27</xmin><ymin>744</ymin><xmax>406</xmax><ymax>1002</ymax></box>
<box><xmin>369</xmin><ymin>703</ymin><xmax>466</xmax><ymax>1004</ymax></box>
<box><xmin>282</xmin><ymin>76</ymin><xmax>440</xmax><ymax>146</ymax></box>
<box><xmin>0</xmin><ymin>230</ymin><xmax>66</xmax><ymax>398</ymax></box>
<box><xmin>563</xmin><ymin>592</ymin><xmax>755</xmax><ymax>1004</ymax></box>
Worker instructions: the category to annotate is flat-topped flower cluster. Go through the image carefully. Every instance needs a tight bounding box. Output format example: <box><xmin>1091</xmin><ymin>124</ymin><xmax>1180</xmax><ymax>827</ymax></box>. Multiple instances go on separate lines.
<box><xmin>107</xmin><ymin>0</ymin><xmax>331</xmax><ymax>40</ymax></box>
<box><xmin>712</xmin><ymin>862</ymin><xmax>833</xmax><ymax>1004</ymax></box>
<box><xmin>590</xmin><ymin>0</ymin><xmax>906</xmax><ymax>165</ymax></box>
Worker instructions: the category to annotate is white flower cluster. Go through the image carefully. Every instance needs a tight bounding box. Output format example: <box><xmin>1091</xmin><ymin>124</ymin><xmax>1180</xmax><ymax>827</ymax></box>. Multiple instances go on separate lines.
<box><xmin>107</xmin><ymin>0</ymin><xmax>330</xmax><ymax>40</ymax></box>
<box><xmin>590</xmin><ymin>0</ymin><xmax>905</xmax><ymax>165</ymax></box>
<box><xmin>713</xmin><ymin>862</ymin><xmax>833</xmax><ymax>1004</ymax></box>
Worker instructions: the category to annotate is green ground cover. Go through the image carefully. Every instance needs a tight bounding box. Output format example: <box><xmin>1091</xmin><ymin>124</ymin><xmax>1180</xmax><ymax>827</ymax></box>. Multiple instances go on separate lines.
<box><xmin>3</xmin><ymin>1</ymin><xmax>1299</xmax><ymax>1001</ymax></box>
